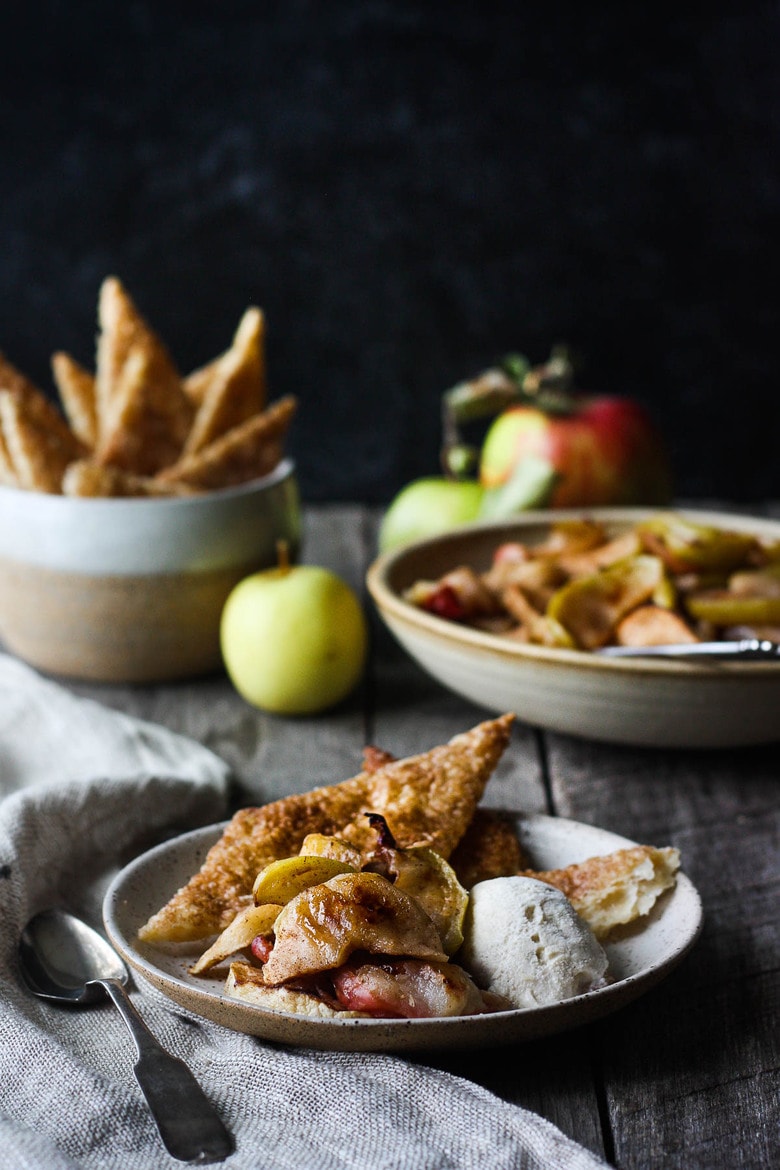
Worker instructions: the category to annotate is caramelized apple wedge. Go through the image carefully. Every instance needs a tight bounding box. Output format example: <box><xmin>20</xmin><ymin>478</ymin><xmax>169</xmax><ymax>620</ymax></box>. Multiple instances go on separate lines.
<box><xmin>638</xmin><ymin>514</ymin><xmax>759</xmax><ymax>574</ymax></box>
<box><xmin>189</xmin><ymin>902</ymin><xmax>282</xmax><ymax>975</ymax></box>
<box><xmin>547</xmin><ymin>555</ymin><xmax>674</xmax><ymax>650</ymax></box>
<box><xmin>252</xmin><ymin>854</ymin><xmax>357</xmax><ymax>905</ymax></box>
<box><xmin>361</xmin><ymin>814</ymin><xmax>469</xmax><ymax>955</ymax></box>
<box><xmin>260</xmin><ymin>871</ymin><xmax>447</xmax><ymax>985</ymax></box>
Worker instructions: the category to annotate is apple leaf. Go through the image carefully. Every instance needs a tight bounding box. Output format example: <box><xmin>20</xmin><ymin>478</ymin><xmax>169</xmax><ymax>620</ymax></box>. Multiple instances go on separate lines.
<box><xmin>477</xmin><ymin>455</ymin><xmax>559</xmax><ymax>519</ymax></box>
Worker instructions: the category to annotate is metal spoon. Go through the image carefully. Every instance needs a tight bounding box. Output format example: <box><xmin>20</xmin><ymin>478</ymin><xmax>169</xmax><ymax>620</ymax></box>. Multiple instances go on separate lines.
<box><xmin>596</xmin><ymin>637</ymin><xmax>780</xmax><ymax>663</ymax></box>
<box><xmin>18</xmin><ymin>908</ymin><xmax>233</xmax><ymax>1164</ymax></box>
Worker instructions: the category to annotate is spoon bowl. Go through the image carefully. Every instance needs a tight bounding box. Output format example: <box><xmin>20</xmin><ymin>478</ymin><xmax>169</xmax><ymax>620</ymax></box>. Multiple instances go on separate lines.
<box><xmin>19</xmin><ymin>908</ymin><xmax>232</xmax><ymax>1163</ymax></box>
<box><xmin>19</xmin><ymin>907</ymin><xmax>128</xmax><ymax>1003</ymax></box>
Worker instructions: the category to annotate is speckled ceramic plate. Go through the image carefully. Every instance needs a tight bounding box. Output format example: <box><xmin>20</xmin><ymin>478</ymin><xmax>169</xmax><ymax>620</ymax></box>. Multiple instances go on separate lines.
<box><xmin>103</xmin><ymin>814</ymin><xmax>703</xmax><ymax>1052</ymax></box>
<box><xmin>366</xmin><ymin>507</ymin><xmax>780</xmax><ymax>748</ymax></box>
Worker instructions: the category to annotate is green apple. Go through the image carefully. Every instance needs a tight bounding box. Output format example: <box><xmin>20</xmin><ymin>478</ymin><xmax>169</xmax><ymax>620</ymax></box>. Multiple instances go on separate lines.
<box><xmin>220</xmin><ymin>556</ymin><xmax>368</xmax><ymax>716</ymax></box>
<box><xmin>378</xmin><ymin>461</ymin><xmax>560</xmax><ymax>553</ymax></box>
<box><xmin>378</xmin><ymin>477</ymin><xmax>485</xmax><ymax>553</ymax></box>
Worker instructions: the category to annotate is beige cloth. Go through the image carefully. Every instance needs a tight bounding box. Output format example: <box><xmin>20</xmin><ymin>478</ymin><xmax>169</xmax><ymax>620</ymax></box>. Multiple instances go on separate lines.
<box><xmin>0</xmin><ymin>654</ymin><xmax>609</xmax><ymax>1169</ymax></box>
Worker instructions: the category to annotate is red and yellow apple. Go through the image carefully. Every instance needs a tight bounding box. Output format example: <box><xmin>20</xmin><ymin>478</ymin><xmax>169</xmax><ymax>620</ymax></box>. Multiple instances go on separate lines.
<box><xmin>479</xmin><ymin>393</ymin><xmax>673</xmax><ymax>508</ymax></box>
<box><xmin>379</xmin><ymin>348</ymin><xmax>674</xmax><ymax>554</ymax></box>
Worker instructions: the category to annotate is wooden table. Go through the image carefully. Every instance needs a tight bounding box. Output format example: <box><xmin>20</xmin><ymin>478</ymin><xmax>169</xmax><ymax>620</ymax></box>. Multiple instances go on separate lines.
<box><xmin>65</xmin><ymin>502</ymin><xmax>779</xmax><ymax>1170</ymax></box>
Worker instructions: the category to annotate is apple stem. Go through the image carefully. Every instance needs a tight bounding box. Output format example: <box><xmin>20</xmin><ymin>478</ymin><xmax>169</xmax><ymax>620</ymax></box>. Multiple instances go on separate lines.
<box><xmin>276</xmin><ymin>539</ymin><xmax>291</xmax><ymax>573</ymax></box>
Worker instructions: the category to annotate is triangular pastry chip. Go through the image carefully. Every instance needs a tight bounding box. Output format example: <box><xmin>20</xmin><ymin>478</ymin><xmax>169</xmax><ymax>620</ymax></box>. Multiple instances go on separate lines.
<box><xmin>182</xmin><ymin>307</ymin><xmax>266</xmax><ymax>455</ymax></box>
<box><xmin>0</xmin><ymin>351</ymin><xmax>87</xmax><ymax>490</ymax></box>
<box><xmin>155</xmin><ymin>394</ymin><xmax>296</xmax><ymax>491</ymax></box>
<box><xmin>0</xmin><ymin>384</ymin><xmax>86</xmax><ymax>493</ymax></box>
<box><xmin>96</xmin><ymin>341</ymin><xmax>194</xmax><ymax>476</ymax></box>
<box><xmin>449</xmin><ymin>809</ymin><xmax>528</xmax><ymax>889</ymax></box>
<box><xmin>138</xmin><ymin>713</ymin><xmax>515</xmax><ymax>944</ymax></box>
<box><xmin>94</xmin><ymin>276</ymin><xmax>143</xmax><ymax>441</ymax></box>
<box><xmin>183</xmin><ymin>358</ymin><xmax>219</xmax><ymax>406</ymax></box>
<box><xmin>94</xmin><ymin>276</ymin><xmax>193</xmax><ymax>462</ymax></box>
<box><xmin>521</xmin><ymin>844</ymin><xmax>680</xmax><ymax>939</ymax></box>
<box><xmin>51</xmin><ymin>351</ymin><xmax>98</xmax><ymax>448</ymax></box>
<box><xmin>358</xmin><ymin>749</ymin><xmax>528</xmax><ymax>889</ymax></box>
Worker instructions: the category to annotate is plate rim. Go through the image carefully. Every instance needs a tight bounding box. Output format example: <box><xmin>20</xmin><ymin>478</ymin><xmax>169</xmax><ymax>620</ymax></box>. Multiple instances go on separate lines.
<box><xmin>103</xmin><ymin>813</ymin><xmax>703</xmax><ymax>1052</ymax></box>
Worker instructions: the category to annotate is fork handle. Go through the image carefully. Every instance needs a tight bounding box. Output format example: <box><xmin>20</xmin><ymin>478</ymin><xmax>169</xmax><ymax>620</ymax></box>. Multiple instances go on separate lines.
<box><xmin>101</xmin><ymin>979</ymin><xmax>233</xmax><ymax>1163</ymax></box>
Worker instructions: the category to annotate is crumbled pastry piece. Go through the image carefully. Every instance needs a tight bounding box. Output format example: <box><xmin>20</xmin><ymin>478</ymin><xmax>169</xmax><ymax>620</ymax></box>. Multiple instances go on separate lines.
<box><xmin>520</xmin><ymin>844</ymin><xmax>681</xmax><ymax>939</ymax></box>
<box><xmin>361</xmin><ymin>745</ymin><xmax>396</xmax><ymax>773</ymax></box>
<box><xmin>182</xmin><ymin>307</ymin><xmax>266</xmax><ymax>455</ymax></box>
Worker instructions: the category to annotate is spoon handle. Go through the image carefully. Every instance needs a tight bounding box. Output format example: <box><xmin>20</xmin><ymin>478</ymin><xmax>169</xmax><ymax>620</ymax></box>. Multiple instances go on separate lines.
<box><xmin>101</xmin><ymin>979</ymin><xmax>233</xmax><ymax>1163</ymax></box>
<box><xmin>595</xmin><ymin>637</ymin><xmax>780</xmax><ymax>662</ymax></box>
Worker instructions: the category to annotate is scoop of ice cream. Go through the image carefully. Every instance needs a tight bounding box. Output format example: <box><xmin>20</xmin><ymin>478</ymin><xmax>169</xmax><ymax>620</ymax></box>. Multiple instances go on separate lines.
<box><xmin>458</xmin><ymin>875</ymin><xmax>608</xmax><ymax>1008</ymax></box>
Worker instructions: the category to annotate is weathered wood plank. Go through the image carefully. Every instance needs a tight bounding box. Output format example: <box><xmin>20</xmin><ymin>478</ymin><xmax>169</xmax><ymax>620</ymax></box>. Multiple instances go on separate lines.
<box><xmin>420</xmin><ymin>1028</ymin><xmax>609</xmax><ymax>1163</ymax></box>
<box><xmin>542</xmin><ymin>733</ymin><xmax>779</xmax><ymax>1169</ymax></box>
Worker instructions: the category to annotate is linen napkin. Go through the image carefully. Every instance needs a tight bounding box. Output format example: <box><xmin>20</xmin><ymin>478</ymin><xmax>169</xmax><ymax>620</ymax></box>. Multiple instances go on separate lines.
<box><xmin>0</xmin><ymin>654</ymin><xmax>609</xmax><ymax>1170</ymax></box>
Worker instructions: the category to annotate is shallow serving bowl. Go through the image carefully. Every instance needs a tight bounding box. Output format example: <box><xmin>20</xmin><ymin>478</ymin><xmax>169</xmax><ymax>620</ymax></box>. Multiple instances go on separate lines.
<box><xmin>366</xmin><ymin>506</ymin><xmax>780</xmax><ymax>749</ymax></box>
<box><xmin>0</xmin><ymin>458</ymin><xmax>301</xmax><ymax>683</ymax></box>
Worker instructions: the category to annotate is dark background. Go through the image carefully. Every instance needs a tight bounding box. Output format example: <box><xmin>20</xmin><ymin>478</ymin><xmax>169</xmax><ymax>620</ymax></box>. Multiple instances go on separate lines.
<box><xmin>2</xmin><ymin>2</ymin><xmax>778</xmax><ymax>505</ymax></box>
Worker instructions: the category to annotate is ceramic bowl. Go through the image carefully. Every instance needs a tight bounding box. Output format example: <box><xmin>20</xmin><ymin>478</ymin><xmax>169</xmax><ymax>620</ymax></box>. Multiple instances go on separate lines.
<box><xmin>0</xmin><ymin>458</ymin><xmax>301</xmax><ymax>683</ymax></box>
<box><xmin>366</xmin><ymin>506</ymin><xmax>780</xmax><ymax>748</ymax></box>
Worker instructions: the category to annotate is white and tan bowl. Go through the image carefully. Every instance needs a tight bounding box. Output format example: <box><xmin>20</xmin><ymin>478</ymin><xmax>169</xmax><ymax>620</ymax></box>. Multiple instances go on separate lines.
<box><xmin>0</xmin><ymin>458</ymin><xmax>301</xmax><ymax>683</ymax></box>
<box><xmin>366</xmin><ymin>506</ymin><xmax>780</xmax><ymax>749</ymax></box>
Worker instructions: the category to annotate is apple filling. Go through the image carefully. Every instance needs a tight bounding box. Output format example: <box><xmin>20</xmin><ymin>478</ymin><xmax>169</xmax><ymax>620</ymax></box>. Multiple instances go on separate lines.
<box><xmin>403</xmin><ymin>514</ymin><xmax>780</xmax><ymax>650</ymax></box>
<box><xmin>190</xmin><ymin>814</ymin><xmax>499</xmax><ymax>1019</ymax></box>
